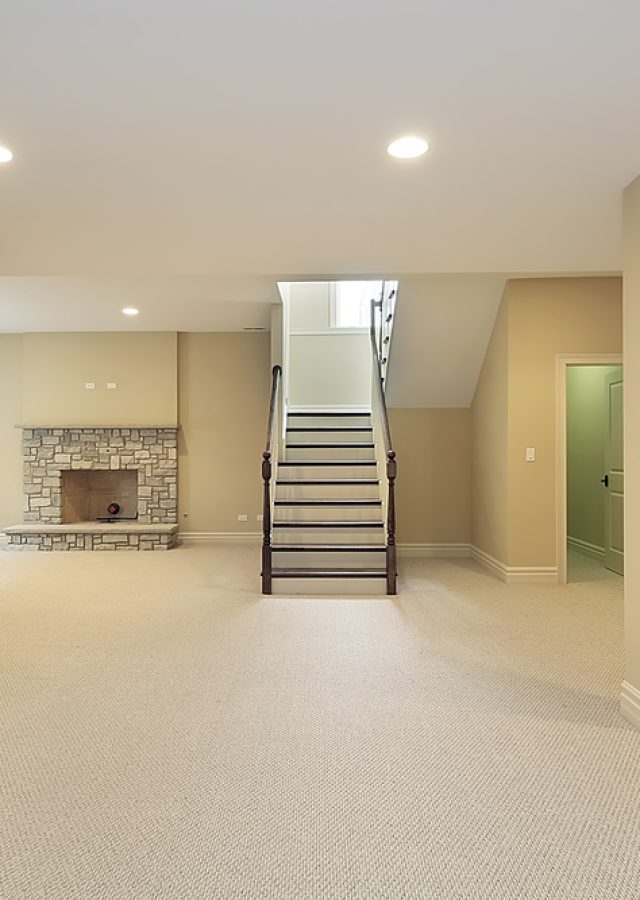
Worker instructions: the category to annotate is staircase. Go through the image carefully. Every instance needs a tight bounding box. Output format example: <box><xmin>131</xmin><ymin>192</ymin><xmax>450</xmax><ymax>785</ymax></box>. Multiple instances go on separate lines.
<box><xmin>261</xmin><ymin>283</ymin><xmax>398</xmax><ymax>596</ymax></box>
<box><xmin>270</xmin><ymin>411</ymin><xmax>388</xmax><ymax>594</ymax></box>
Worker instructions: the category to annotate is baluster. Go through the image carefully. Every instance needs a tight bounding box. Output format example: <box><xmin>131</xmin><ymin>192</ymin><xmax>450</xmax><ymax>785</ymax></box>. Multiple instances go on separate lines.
<box><xmin>261</xmin><ymin>450</ymin><xmax>272</xmax><ymax>594</ymax></box>
<box><xmin>386</xmin><ymin>450</ymin><xmax>397</xmax><ymax>595</ymax></box>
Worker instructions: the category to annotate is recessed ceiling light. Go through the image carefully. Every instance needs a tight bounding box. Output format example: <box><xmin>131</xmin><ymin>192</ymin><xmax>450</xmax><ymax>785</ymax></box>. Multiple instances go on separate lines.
<box><xmin>387</xmin><ymin>136</ymin><xmax>428</xmax><ymax>159</ymax></box>
<box><xmin>0</xmin><ymin>146</ymin><xmax>13</xmax><ymax>164</ymax></box>
<box><xmin>122</xmin><ymin>307</ymin><xmax>139</xmax><ymax>316</ymax></box>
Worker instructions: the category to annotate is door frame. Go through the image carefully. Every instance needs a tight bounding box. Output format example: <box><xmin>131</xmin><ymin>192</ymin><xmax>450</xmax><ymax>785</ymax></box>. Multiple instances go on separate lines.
<box><xmin>556</xmin><ymin>353</ymin><xmax>623</xmax><ymax>584</ymax></box>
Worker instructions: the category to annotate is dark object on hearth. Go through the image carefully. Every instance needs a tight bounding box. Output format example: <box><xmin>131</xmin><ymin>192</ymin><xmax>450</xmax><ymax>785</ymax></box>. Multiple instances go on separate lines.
<box><xmin>107</xmin><ymin>502</ymin><xmax>121</xmax><ymax>516</ymax></box>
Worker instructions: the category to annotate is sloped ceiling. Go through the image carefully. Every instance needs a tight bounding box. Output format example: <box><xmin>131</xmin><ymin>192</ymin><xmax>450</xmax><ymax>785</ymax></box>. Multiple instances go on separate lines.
<box><xmin>386</xmin><ymin>276</ymin><xmax>505</xmax><ymax>408</ymax></box>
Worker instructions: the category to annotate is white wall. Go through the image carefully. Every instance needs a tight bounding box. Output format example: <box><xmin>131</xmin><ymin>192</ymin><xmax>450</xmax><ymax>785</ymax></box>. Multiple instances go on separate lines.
<box><xmin>286</xmin><ymin>281</ymin><xmax>372</xmax><ymax>409</ymax></box>
<box><xmin>288</xmin><ymin>333</ymin><xmax>371</xmax><ymax>408</ymax></box>
<box><xmin>288</xmin><ymin>282</ymin><xmax>332</xmax><ymax>331</ymax></box>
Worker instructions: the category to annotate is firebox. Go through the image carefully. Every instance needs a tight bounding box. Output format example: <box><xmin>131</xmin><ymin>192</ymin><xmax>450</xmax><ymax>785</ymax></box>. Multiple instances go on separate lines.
<box><xmin>61</xmin><ymin>470</ymin><xmax>138</xmax><ymax>523</ymax></box>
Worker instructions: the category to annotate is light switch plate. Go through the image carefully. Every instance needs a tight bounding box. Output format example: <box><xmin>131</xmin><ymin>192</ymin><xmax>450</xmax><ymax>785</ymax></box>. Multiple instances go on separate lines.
<box><xmin>526</xmin><ymin>447</ymin><xmax>536</xmax><ymax>462</ymax></box>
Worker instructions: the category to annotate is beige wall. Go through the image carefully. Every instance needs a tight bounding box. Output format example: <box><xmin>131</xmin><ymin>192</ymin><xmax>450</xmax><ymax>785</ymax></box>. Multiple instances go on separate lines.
<box><xmin>0</xmin><ymin>335</ymin><xmax>24</xmax><ymax>528</ymax></box>
<box><xmin>21</xmin><ymin>332</ymin><xmax>177</xmax><ymax>427</ymax></box>
<box><xmin>178</xmin><ymin>332</ymin><xmax>270</xmax><ymax>534</ymax></box>
<box><xmin>389</xmin><ymin>408</ymin><xmax>470</xmax><ymax>544</ymax></box>
<box><xmin>567</xmin><ymin>366</ymin><xmax>622</xmax><ymax>550</ymax></box>
<box><xmin>505</xmin><ymin>278</ymin><xmax>622</xmax><ymax>567</ymax></box>
<box><xmin>470</xmin><ymin>296</ymin><xmax>509</xmax><ymax>561</ymax></box>
<box><xmin>623</xmin><ymin>176</ymin><xmax>640</xmax><ymax>699</ymax></box>
<box><xmin>470</xmin><ymin>277</ymin><xmax>622</xmax><ymax>569</ymax></box>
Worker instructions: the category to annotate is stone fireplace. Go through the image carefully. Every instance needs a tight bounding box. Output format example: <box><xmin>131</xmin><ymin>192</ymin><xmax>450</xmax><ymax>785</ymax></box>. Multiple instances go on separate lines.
<box><xmin>6</xmin><ymin>426</ymin><xmax>179</xmax><ymax>550</ymax></box>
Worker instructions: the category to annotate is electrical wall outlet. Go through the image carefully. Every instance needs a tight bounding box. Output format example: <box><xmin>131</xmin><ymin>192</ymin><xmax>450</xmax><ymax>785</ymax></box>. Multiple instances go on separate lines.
<box><xmin>256</xmin><ymin>514</ymin><xmax>263</xmax><ymax>522</ymax></box>
<box><xmin>106</xmin><ymin>382</ymin><xmax>117</xmax><ymax>390</ymax></box>
<box><xmin>237</xmin><ymin>514</ymin><xmax>248</xmax><ymax>522</ymax></box>
<box><xmin>85</xmin><ymin>382</ymin><xmax>95</xmax><ymax>390</ymax></box>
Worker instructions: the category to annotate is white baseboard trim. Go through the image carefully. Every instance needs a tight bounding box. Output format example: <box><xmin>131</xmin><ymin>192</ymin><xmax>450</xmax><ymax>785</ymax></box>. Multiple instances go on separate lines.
<box><xmin>470</xmin><ymin>545</ymin><xmax>558</xmax><ymax>584</ymax></box>
<box><xmin>568</xmin><ymin>536</ymin><xmax>605</xmax><ymax>560</ymax></box>
<box><xmin>398</xmin><ymin>543</ymin><xmax>471</xmax><ymax>559</ymax></box>
<box><xmin>179</xmin><ymin>532</ymin><xmax>262</xmax><ymax>545</ymax></box>
<box><xmin>621</xmin><ymin>681</ymin><xmax>640</xmax><ymax>730</ymax></box>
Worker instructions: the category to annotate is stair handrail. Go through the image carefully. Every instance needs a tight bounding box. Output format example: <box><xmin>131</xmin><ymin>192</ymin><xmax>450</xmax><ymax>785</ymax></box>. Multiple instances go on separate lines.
<box><xmin>370</xmin><ymin>296</ymin><xmax>397</xmax><ymax>594</ymax></box>
<box><xmin>261</xmin><ymin>364</ymin><xmax>282</xmax><ymax>594</ymax></box>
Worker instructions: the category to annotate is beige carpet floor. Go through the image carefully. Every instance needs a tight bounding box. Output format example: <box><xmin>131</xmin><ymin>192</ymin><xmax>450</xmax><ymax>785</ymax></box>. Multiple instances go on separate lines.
<box><xmin>0</xmin><ymin>545</ymin><xmax>638</xmax><ymax>899</ymax></box>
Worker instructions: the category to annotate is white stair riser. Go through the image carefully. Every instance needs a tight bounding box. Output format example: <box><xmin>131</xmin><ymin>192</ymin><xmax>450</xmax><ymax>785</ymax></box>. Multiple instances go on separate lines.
<box><xmin>276</xmin><ymin>483</ymin><xmax>380</xmax><ymax>500</ymax></box>
<box><xmin>272</xmin><ymin>550</ymin><xmax>386</xmax><ymax>567</ymax></box>
<box><xmin>275</xmin><ymin>506</ymin><xmax>383</xmax><ymax>522</ymax></box>
<box><xmin>278</xmin><ymin>464</ymin><xmax>379</xmax><ymax>479</ymax></box>
<box><xmin>286</xmin><ymin>430</ymin><xmax>373</xmax><ymax>444</ymax></box>
<box><xmin>287</xmin><ymin>416</ymin><xmax>371</xmax><ymax>428</ymax></box>
<box><xmin>272</xmin><ymin>528</ymin><xmax>385</xmax><ymax>545</ymax></box>
<box><xmin>285</xmin><ymin>446</ymin><xmax>375</xmax><ymax>461</ymax></box>
<box><xmin>270</xmin><ymin>577</ymin><xmax>388</xmax><ymax>596</ymax></box>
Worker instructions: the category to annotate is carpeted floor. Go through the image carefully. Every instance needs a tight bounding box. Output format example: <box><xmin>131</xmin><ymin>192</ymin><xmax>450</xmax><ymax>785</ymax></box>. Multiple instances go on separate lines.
<box><xmin>0</xmin><ymin>544</ymin><xmax>638</xmax><ymax>899</ymax></box>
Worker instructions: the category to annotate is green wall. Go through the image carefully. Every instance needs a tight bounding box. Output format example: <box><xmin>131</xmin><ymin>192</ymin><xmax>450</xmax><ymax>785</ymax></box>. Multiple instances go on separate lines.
<box><xmin>567</xmin><ymin>365</ymin><xmax>622</xmax><ymax>551</ymax></box>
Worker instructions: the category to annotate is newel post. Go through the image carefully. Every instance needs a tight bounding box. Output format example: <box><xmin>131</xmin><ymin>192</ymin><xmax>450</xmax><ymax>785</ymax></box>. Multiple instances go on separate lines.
<box><xmin>386</xmin><ymin>450</ymin><xmax>397</xmax><ymax>595</ymax></box>
<box><xmin>261</xmin><ymin>450</ymin><xmax>272</xmax><ymax>594</ymax></box>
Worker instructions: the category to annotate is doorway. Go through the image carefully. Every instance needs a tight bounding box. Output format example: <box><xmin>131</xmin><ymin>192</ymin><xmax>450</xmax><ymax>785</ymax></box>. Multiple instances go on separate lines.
<box><xmin>556</xmin><ymin>355</ymin><xmax>623</xmax><ymax>584</ymax></box>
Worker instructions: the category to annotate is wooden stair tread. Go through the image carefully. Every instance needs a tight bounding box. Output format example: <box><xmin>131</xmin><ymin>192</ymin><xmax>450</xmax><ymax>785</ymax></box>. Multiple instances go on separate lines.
<box><xmin>287</xmin><ymin>426</ymin><xmax>372</xmax><ymax>432</ymax></box>
<box><xmin>287</xmin><ymin>412</ymin><xmax>371</xmax><ymax>418</ymax></box>
<box><xmin>272</xmin><ymin>568</ymin><xmax>387</xmax><ymax>578</ymax></box>
<box><xmin>272</xmin><ymin>545</ymin><xmax>386</xmax><ymax>552</ymax></box>
<box><xmin>278</xmin><ymin>460</ymin><xmax>377</xmax><ymax>467</ymax></box>
<box><xmin>274</xmin><ymin>499</ymin><xmax>382</xmax><ymax>507</ymax></box>
<box><xmin>276</xmin><ymin>478</ymin><xmax>379</xmax><ymax>485</ymax></box>
<box><xmin>286</xmin><ymin>442</ymin><xmax>375</xmax><ymax>449</ymax></box>
<box><xmin>273</xmin><ymin>520</ymin><xmax>384</xmax><ymax>528</ymax></box>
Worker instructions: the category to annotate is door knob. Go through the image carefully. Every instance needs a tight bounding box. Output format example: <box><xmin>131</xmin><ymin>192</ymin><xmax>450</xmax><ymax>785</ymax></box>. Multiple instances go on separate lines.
<box><xmin>600</xmin><ymin>474</ymin><xmax>609</xmax><ymax>487</ymax></box>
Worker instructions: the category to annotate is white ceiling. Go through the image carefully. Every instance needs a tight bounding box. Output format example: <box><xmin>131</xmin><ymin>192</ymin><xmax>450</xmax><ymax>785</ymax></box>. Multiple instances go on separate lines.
<box><xmin>0</xmin><ymin>277</ymin><xmax>278</xmax><ymax>331</ymax></box>
<box><xmin>1</xmin><ymin>1</ymin><xmax>639</xmax><ymax>278</ymax></box>
<box><xmin>386</xmin><ymin>276</ymin><xmax>505</xmax><ymax>407</ymax></box>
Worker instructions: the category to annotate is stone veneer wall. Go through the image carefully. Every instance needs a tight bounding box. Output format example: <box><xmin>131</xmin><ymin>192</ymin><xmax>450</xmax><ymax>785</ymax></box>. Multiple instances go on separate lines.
<box><xmin>22</xmin><ymin>427</ymin><xmax>178</xmax><ymax>524</ymax></box>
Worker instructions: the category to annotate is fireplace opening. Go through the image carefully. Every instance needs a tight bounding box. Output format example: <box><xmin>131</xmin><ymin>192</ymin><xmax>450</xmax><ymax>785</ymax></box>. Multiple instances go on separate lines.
<box><xmin>61</xmin><ymin>470</ymin><xmax>138</xmax><ymax>524</ymax></box>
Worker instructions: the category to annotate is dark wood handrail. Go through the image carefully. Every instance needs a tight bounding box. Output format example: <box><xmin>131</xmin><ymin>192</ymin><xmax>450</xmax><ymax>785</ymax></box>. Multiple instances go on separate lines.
<box><xmin>370</xmin><ymin>294</ymin><xmax>397</xmax><ymax>594</ymax></box>
<box><xmin>261</xmin><ymin>365</ymin><xmax>282</xmax><ymax>594</ymax></box>
<box><xmin>370</xmin><ymin>297</ymin><xmax>394</xmax><ymax>456</ymax></box>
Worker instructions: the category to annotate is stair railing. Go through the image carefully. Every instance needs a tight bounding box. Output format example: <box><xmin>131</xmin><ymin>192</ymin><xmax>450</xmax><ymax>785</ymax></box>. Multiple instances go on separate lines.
<box><xmin>370</xmin><ymin>298</ymin><xmax>397</xmax><ymax>594</ymax></box>
<box><xmin>261</xmin><ymin>364</ymin><xmax>282</xmax><ymax>594</ymax></box>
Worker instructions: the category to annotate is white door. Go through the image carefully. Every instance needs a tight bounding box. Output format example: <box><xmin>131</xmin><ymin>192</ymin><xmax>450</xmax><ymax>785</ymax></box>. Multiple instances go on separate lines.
<box><xmin>604</xmin><ymin>371</ymin><xmax>624</xmax><ymax>575</ymax></box>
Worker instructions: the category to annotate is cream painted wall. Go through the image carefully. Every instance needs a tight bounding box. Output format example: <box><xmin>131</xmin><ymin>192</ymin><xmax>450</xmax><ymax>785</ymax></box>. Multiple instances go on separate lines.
<box><xmin>0</xmin><ymin>335</ymin><xmax>24</xmax><ymax>528</ymax></box>
<box><xmin>470</xmin><ymin>296</ymin><xmax>509</xmax><ymax>562</ymax></box>
<box><xmin>21</xmin><ymin>332</ymin><xmax>177</xmax><ymax>426</ymax></box>
<box><xmin>567</xmin><ymin>366</ymin><xmax>622</xmax><ymax>551</ymax></box>
<box><xmin>178</xmin><ymin>332</ymin><xmax>270</xmax><ymax>534</ymax></box>
<box><xmin>623</xmin><ymin>176</ymin><xmax>640</xmax><ymax>703</ymax></box>
<box><xmin>389</xmin><ymin>408</ymin><xmax>470</xmax><ymax>544</ymax></box>
<box><xmin>505</xmin><ymin>278</ymin><xmax>622</xmax><ymax>567</ymax></box>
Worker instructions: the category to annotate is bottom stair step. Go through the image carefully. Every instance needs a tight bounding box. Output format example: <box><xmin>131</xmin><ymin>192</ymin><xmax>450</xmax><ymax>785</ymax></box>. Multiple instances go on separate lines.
<box><xmin>271</xmin><ymin>546</ymin><xmax>386</xmax><ymax>567</ymax></box>
<box><xmin>272</xmin><ymin>568</ymin><xmax>386</xmax><ymax>578</ymax></box>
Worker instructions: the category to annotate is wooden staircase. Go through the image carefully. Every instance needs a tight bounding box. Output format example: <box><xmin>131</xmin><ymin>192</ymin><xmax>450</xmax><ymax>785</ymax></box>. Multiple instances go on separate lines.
<box><xmin>270</xmin><ymin>412</ymin><xmax>388</xmax><ymax>594</ymax></box>
<box><xmin>261</xmin><ymin>286</ymin><xmax>398</xmax><ymax>596</ymax></box>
